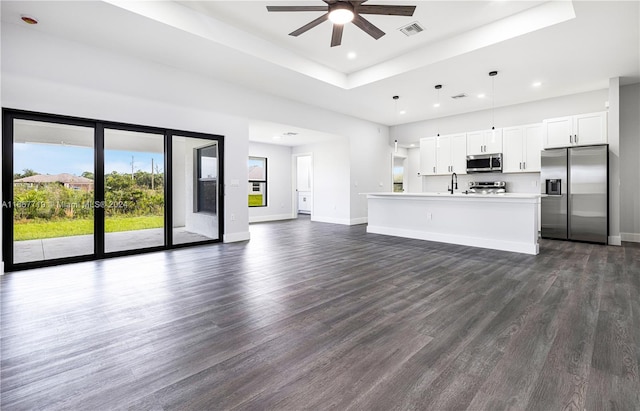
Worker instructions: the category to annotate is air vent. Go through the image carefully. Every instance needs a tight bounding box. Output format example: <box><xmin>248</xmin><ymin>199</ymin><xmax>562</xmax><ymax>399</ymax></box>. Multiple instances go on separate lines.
<box><xmin>399</xmin><ymin>21</ymin><xmax>424</xmax><ymax>37</ymax></box>
<box><xmin>451</xmin><ymin>93</ymin><xmax>468</xmax><ymax>100</ymax></box>
<box><xmin>283</xmin><ymin>132</ymin><xmax>298</xmax><ymax>136</ymax></box>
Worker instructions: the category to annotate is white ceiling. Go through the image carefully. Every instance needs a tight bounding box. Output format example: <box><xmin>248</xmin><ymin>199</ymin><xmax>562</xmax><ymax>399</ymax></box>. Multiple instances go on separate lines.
<box><xmin>2</xmin><ymin>1</ymin><xmax>639</xmax><ymax>147</ymax></box>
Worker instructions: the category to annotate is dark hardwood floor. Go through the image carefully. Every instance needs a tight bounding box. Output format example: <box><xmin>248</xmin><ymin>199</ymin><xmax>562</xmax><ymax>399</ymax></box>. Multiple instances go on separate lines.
<box><xmin>1</xmin><ymin>217</ymin><xmax>639</xmax><ymax>410</ymax></box>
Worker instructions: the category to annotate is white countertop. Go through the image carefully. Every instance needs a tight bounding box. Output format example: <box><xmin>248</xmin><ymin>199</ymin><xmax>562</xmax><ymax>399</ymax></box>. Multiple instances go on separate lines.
<box><xmin>364</xmin><ymin>192</ymin><xmax>541</xmax><ymax>199</ymax></box>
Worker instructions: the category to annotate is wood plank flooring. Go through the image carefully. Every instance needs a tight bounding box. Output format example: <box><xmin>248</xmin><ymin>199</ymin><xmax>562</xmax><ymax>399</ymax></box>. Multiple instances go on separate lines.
<box><xmin>1</xmin><ymin>216</ymin><xmax>639</xmax><ymax>410</ymax></box>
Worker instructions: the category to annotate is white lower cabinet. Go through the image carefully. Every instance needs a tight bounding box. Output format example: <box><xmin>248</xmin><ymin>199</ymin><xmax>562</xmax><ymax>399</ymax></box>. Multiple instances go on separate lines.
<box><xmin>420</xmin><ymin>134</ymin><xmax>466</xmax><ymax>176</ymax></box>
<box><xmin>503</xmin><ymin>124</ymin><xmax>542</xmax><ymax>173</ymax></box>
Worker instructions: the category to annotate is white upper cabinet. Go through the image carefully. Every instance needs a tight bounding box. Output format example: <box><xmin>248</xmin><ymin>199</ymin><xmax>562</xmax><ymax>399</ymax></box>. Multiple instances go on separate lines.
<box><xmin>450</xmin><ymin>134</ymin><xmax>467</xmax><ymax>174</ymax></box>
<box><xmin>467</xmin><ymin>128</ymin><xmax>503</xmax><ymax>155</ymax></box>
<box><xmin>419</xmin><ymin>137</ymin><xmax>437</xmax><ymax>176</ymax></box>
<box><xmin>543</xmin><ymin>111</ymin><xmax>607</xmax><ymax>149</ymax></box>
<box><xmin>502</xmin><ymin>124</ymin><xmax>542</xmax><ymax>173</ymax></box>
<box><xmin>419</xmin><ymin>133</ymin><xmax>467</xmax><ymax>176</ymax></box>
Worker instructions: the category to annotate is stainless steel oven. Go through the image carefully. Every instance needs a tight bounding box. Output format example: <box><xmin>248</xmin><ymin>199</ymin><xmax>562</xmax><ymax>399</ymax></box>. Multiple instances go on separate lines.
<box><xmin>466</xmin><ymin>153</ymin><xmax>502</xmax><ymax>173</ymax></box>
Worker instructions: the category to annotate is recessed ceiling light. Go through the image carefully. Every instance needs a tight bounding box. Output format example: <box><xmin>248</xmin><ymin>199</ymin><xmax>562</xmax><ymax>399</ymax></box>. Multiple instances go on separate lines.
<box><xmin>347</xmin><ymin>52</ymin><xmax>357</xmax><ymax>60</ymax></box>
<box><xmin>410</xmin><ymin>143</ymin><xmax>416</xmax><ymax>147</ymax></box>
<box><xmin>532</xmin><ymin>81</ymin><xmax>542</xmax><ymax>87</ymax></box>
<box><xmin>21</xmin><ymin>15</ymin><xmax>38</xmax><ymax>25</ymax></box>
<box><xmin>433</xmin><ymin>103</ymin><xmax>440</xmax><ymax>108</ymax></box>
<box><xmin>399</xmin><ymin>110</ymin><xmax>407</xmax><ymax>115</ymax></box>
<box><xmin>272</xmin><ymin>135</ymin><xmax>282</xmax><ymax>140</ymax></box>
<box><xmin>477</xmin><ymin>93</ymin><xmax>486</xmax><ymax>98</ymax></box>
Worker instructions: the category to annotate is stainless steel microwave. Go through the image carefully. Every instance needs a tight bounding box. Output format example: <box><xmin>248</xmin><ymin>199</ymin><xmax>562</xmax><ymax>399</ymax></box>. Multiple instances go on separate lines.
<box><xmin>466</xmin><ymin>153</ymin><xmax>502</xmax><ymax>173</ymax></box>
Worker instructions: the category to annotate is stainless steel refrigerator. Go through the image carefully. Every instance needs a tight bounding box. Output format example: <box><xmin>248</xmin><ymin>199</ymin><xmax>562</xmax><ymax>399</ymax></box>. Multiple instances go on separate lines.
<box><xmin>540</xmin><ymin>145</ymin><xmax>608</xmax><ymax>244</ymax></box>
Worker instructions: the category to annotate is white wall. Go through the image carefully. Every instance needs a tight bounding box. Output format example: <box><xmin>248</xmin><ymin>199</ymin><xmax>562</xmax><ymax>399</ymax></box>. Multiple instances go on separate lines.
<box><xmin>293</xmin><ymin>139</ymin><xmax>351</xmax><ymax>225</ymax></box>
<box><xmin>248</xmin><ymin>142</ymin><xmax>293</xmax><ymax>223</ymax></box>
<box><xmin>348</xmin><ymin>125</ymin><xmax>391</xmax><ymax>225</ymax></box>
<box><xmin>406</xmin><ymin>147</ymin><xmax>422</xmax><ymax>193</ymax></box>
<box><xmin>620</xmin><ymin>83</ymin><xmax>640</xmax><ymax>242</ymax></box>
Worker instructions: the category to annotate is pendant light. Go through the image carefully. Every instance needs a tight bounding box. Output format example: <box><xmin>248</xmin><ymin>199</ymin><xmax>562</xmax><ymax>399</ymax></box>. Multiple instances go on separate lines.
<box><xmin>434</xmin><ymin>84</ymin><xmax>442</xmax><ymax>136</ymax></box>
<box><xmin>393</xmin><ymin>95</ymin><xmax>399</xmax><ymax>152</ymax></box>
<box><xmin>489</xmin><ymin>71</ymin><xmax>498</xmax><ymax>142</ymax></box>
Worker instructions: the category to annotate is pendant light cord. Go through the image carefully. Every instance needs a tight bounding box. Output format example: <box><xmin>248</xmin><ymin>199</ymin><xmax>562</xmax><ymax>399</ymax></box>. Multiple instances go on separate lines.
<box><xmin>491</xmin><ymin>74</ymin><xmax>495</xmax><ymax>130</ymax></box>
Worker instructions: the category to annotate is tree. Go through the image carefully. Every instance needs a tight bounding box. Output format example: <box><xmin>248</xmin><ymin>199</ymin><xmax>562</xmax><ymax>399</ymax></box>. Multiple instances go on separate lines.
<box><xmin>13</xmin><ymin>168</ymin><xmax>38</xmax><ymax>180</ymax></box>
<box><xmin>81</xmin><ymin>171</ymin><xmax>94</xmax><ymax>180</ymax></box>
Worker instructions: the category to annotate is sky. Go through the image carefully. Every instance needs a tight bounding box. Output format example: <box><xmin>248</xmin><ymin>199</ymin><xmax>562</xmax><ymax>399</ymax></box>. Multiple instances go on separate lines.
<box><xmin>14</xmin><ymin>144</ymin><xmax>164</xmax><ymax>177</ymax></box>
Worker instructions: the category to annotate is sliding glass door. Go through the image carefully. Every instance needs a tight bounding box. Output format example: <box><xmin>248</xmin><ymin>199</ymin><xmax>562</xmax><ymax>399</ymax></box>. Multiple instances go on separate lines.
<box><xmin>104</xmin><ymin>128</ymin><xmax>165</xmax><ymax>253</ymax></box>
<box><xmin>171</xmin><ymin>135</ymin><xmax>220</xmax><ymax>245</ymax></box>
<box><xmin>2</xmin><ymin>109</ymin><xmax>224</xmax><ymax>271</ymax></box>
<box><xmin>11</xmin><ymin>119</ymin><xmax>95</xmax><ymax>264</ymax></box>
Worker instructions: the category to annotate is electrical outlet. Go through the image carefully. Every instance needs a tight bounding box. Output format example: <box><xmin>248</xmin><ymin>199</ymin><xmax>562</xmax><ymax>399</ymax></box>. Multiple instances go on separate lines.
<box><xmin>230</xmin><ymin>214</ymin><xmax>236</xmax><ymax>221</ymax></box>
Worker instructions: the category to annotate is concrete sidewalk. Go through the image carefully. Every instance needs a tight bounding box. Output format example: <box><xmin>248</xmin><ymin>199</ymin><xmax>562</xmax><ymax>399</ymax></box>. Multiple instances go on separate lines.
<box><xmin>14</xmin><ymin>227</ymin><xmax>215</xmax><ymax>264</ymax></box>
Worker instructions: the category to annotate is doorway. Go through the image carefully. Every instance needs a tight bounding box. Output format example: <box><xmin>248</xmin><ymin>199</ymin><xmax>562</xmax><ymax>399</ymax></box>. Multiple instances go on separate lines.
<box><xmin>294</xmin><ymin>154</ymin><xmax>312</xmax><ymax>216</ymax></box>
<box><xmin>393</xmin><ymin>155</ymin><xmax>407</xmax><ymax>193</ymax></box>
<box><xmin>2</xmin><ymin>109</ymin><xmax>224</xmax><ymax>271</ymax></box>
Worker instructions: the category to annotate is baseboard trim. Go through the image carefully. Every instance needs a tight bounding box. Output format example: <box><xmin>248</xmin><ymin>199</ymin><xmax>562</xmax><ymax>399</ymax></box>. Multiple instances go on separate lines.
<box><xmin>349</xmin><ymin>217</ymin><xmax>368</xmax><ymax>225</ymax></box>
<box><xmin>249</xmin><ymin>214</ymin><xmax>293</xmax><ymax>223</ymax></box>
<box><xmin>621</xmin><ymin>233</ymin><xmax>640</xmax><ymax>243</ymax></box>
<box><xmin>223</xmin><ymin>231</ymin><xmax>250</xmax><ymax>243</ymax></box>
<box><xmin>608</xmin><ymin>235</ymin><xmax>622</xmax><ymax>246</ymax></box>
<box><xmin>311</xmin><ymin>216</ymin><xmax>352</xmax><ymax>225</ymax></box>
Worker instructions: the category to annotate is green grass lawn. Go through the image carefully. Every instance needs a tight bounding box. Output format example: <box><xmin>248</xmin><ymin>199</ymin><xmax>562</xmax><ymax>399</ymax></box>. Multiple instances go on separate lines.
<box><xmin>14</xmin><ymin>215</ymin><xmax>164</xmax><ymax>241</ymax></box>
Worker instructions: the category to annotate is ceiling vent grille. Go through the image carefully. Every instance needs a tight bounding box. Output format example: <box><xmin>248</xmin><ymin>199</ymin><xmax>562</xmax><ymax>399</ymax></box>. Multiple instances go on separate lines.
<box><xmin>399</xmin><ymin>21</ymin><xmax>424</xmax><ymax>37</ymax></box>
<box><xmin>451</xmin><ymin>93</ymin><xmax>468</xmax><ymax>100</ymax></box>
<box><xmin>283</xmin><ymin>132</ymin><xmax>299</xmax><ymax>136</ymax></box>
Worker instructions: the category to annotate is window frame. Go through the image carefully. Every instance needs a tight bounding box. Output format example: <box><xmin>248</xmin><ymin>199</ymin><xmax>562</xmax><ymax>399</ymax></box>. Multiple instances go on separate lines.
<box><xmin>195</xmin><ymin>144</ymin><xmax>218</xmax><ymax>214</ymax></box>
<box><xmin>248</xmin><ymin>156</ymin><xmax>267</xmax><ymax>208</ymax></box>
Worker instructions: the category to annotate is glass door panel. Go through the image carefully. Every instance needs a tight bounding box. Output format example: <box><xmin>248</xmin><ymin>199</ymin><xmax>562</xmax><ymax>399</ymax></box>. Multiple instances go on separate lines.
<box><xmin>104</xmin><ymin>129</ymin><xmax>165</xmax><ymax>253</ymax></box>
<box><xmin>172</xmin><ymin>136</ymin><xmax>220</xmax><ymax>244</ymax></box>
<box><xmin>12</xmin><ymin>119</ymin><xmax>95</xmax><ymax>263</ymax></box>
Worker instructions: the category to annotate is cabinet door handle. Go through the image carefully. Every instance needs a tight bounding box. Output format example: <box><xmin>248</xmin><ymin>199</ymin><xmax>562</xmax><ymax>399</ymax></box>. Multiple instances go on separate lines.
<box><xmin>433</xmin><ymin>166</ymin><xmax>436</xmax><ymax>173</ymax></box>
<box><xmin>523</xmin><ymin>161</ymin><xmax>526</xmax><ymax>169</ymax></box>
<box><xmin>570</xmin><ymin>135</ymin><xmax>573</xmax><ymax>144</ymax></box>
<box><xmin>575</xmin><ymin>134</ymin><xmax>578</xmax><ymax>143</ymax></box>
<box><xmin>519</xmin><ymin>162</ymin><xmax>522</xmax><ymax>170</ymax></box>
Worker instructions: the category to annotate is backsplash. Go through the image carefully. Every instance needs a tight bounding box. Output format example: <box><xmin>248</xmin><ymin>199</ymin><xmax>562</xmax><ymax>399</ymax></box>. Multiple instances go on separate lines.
<box><xmin>420</xmin><ymin>172</ymin><xmax>541</xmax><ymax>194</ymax></box>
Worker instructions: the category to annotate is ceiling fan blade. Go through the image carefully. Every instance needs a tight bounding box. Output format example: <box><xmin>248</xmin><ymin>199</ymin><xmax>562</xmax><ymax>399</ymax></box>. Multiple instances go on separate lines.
<box><xmin>267</xmin><ymin>6</ymin><xmax>328</xmax><ymax>12</ymax></box>
<box><xmin>356</xmin><ymin>5</ymin><xmax>416</xmax><ymax>16</ymax></box>
<box><xmin>331</xmin><ymin>24</ymin><xmax>344</xmax><ymax>47</ymax></box>
<box><xmin>289</xmin><ymin>13</ymin><xmax>329</xmax><ymax>37</ymax></box>
<box><xmin>352</xmin><ymin>14</ymin><xmax>385</xmax><ymax>40</ymax></box>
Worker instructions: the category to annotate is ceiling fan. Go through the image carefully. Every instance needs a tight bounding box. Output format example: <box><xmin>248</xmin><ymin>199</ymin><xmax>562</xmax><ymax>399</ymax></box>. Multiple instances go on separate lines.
<box><xmin>266</xmin><ymin>0</ymin><xmax>417</xmax><ymax>47</ymax></box>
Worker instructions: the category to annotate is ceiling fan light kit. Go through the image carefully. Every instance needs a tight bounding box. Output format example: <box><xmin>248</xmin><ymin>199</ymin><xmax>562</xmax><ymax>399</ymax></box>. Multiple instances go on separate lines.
<box><xmin>329</xmin><ymin>2</ymin><xmax>355</xmax><ymax>24</ymax></box>
<box><xmin>266</xmin><ymin>0</ymin><xmax>417</xmax><ymax>47</ymax></box>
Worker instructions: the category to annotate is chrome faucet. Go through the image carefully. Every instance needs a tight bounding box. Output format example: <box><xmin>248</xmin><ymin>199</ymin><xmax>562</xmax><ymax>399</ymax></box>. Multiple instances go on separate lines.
<box><xmin>448</xmin><ymin>172</ymin><xmax>458</xmax><ymax>194</ymax></box>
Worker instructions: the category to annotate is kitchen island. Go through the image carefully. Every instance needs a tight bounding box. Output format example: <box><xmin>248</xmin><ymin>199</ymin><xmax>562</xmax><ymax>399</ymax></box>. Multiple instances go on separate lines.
<box><xmin>366</xmin><ymin>192</ymin><xmax>541</xmax><ymax>255</ymax></box>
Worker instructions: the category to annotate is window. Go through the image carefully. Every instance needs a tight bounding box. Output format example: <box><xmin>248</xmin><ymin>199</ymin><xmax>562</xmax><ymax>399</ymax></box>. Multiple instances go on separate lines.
<box><xmin>196</xmin><ymin>144</ymin><xmax>218</xmax><ymax>213</ymax></box>
<box><xmin>248</xmin><ymin>156</ymin><xmax>267</xmax><ymax>207</ymax></box>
